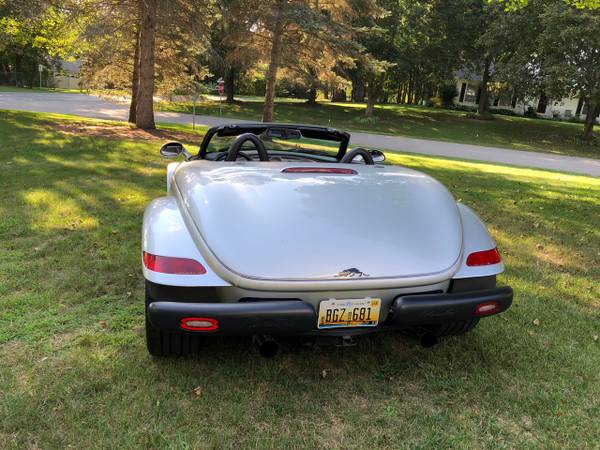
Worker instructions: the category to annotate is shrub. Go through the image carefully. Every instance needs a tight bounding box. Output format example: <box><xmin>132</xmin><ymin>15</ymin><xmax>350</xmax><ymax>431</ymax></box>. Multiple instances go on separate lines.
<box><xmin>450</xmin><ymin>104</ymin><xmax>478</xmax><ymax>113</ymax></box>
<box><xmin>524</xmin><ymin>106</ymin><xmax>538</xmax><ymax>118</ymax></box>
<box><xmin>430</xmin><ymin>96</ymin><xmax>443</xmax><ymax>108</ymax></box>
<box><xmin>491</xmin><ymin>108</ymin><xmax>517</xmax><ymax>117</ymax></box>
<box><xmin>439</xmin><ymin>83</ymin><xmax>458</xmax><ymax>107</ymax></box>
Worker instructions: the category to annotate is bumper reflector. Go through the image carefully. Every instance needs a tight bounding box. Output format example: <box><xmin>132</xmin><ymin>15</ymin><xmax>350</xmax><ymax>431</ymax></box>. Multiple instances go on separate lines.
<box><xmin>475</xmin><ymin>301</ymin><xmax>500</xmax><ymax>317</ymax></box>
<box><xmin>180</xmin><ymin>317</ymin><xmax>219</xmax><ymax>331</ymax></box>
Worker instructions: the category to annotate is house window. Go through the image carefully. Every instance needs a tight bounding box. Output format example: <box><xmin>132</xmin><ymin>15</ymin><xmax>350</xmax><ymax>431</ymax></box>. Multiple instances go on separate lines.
<box><xmin>463</xmin><ymin>85</ymin><xmax>477</xmax><ymax>103</ymax></box>
<box><xmin>459</xmin><ymin>82</ymin><xmax>467</xmax><ymax>102</ymax></box>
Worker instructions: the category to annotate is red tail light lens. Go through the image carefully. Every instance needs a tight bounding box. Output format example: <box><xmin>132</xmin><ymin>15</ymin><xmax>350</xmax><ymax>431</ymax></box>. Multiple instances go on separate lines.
<box><xmin>180</xmin><ymin>317</ymin><xmax>219</xmax><ymax>331</ymax></box>
<box><xmin>475</xmin><ymin>301</ymin><xmax>500</xmax><ymax>316</ymax></box>
<box><xmin>466</xmin><ymin>247</ymin><xmax>502</xmax><ymax>266</ymax></box>
<box><xmin>143</xmin><ymin>251</ymin><xmax>206</xmax><ymax>275</ymax></box>
<box><xmin>282</xmin><ymin>167</ymin><xmax>358</xmax><ymax>175</ymax></box>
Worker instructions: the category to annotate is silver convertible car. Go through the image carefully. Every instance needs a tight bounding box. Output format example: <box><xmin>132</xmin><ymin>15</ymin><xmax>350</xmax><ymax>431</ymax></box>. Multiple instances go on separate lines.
<box><xmin>142</xmin><ymin>123</ymin><xmax>513</xmax><ymax>357</ymax></box>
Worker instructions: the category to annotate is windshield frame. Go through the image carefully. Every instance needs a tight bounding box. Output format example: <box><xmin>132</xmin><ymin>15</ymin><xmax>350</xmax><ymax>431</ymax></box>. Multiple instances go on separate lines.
<box><xmin>197</xmin><ymin>123</ymin><xmax>350</xmax><ymax>160</ymax></box>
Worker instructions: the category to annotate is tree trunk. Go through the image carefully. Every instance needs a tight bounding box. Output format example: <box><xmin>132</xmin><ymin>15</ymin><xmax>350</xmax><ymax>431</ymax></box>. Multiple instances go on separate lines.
<box><xmin>262</xmin><ymin>2</ymin><xmax>286</xmax><ymax>123</ymax></box>
<box><xmin>128</xmin><ymin>25</ymin><xmax>141</xmax><ymax>124</ymax></box>
<box><xmin>225</xmin><ymin>67</ymin><xmax>235</xmax><ymax>103</ymax></box>
<box><xmin>306</xmin><ymin>88</ymin><xmax>317</xmax><ymax>105</ymax></box>
<box><xmin>396</xmin><ymin>78</ymin><xmax>403</xmax><ymax>104</ymax></box>
<box><xmin>14</xmin><ymin>53</ymin><xmax>23</xmax><ymax>87</ymax></box>
<box><xmin>364</xmin><ymin>78</ymin><xmax>377</xmax><ymax>117</ymax></box>
<box><xmin>477</xmin><ymin>58</ymin><xmax>491</xmax><ymax>116</ymax></box>
<box><xmin>351</xmin><ymin>78</ymin><xmax>364</xmax><ymax>103</ymax></box>
<box><xmin>583</xmin><ymin>102</ymin><xmax>600</xmax><ymax>140</ymax></box>
<box><xmin>135</xmin><ymin>0</ymin><xmax>157</xmax><ymax>130</ymax></box>
<box><xmin>332</xmin><ymin>88</ymin><xmax>346</xmax><ymax>102</ymax></box>
<box><xmin>406</xmin><ymin>73</ymin><xmax>413</xmax><ymax>105</ymax></box>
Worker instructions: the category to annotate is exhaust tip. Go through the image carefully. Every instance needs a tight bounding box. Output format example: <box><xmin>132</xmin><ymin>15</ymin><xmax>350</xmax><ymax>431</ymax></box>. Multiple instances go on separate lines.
<box><xmin>253</xmin><ymin>335</ymin><xmax>279</xmax><ymax>358</ymax></box>
<box><xmin>420</xmin><ymin>333</ymin><xmax>439</xmax><ymax>348</ymax></box>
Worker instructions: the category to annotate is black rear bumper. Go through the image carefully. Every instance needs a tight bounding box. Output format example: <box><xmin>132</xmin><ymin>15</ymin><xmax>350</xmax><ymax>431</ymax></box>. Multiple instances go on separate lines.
<box><xmin>147</xmin><ymin>286</ymin><xmax>513</xmax><ymax>336</ymax></box>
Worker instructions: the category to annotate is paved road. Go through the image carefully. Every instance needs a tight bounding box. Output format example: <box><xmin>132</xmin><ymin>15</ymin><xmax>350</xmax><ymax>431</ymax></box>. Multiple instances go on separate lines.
<box><xmin>2</xmin><ymin>91</ymin><xmax>599</xmax><ymax>177</ymax></box>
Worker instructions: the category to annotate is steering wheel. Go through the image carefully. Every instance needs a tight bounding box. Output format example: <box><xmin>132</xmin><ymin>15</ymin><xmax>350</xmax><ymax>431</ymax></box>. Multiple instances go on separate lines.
<box><xmin>225</xmin><ymin>133</ymin><xmax>269</xmax><ymax>161</ymax></box>
<box><xmin>216</xmin><ymin>151</ymin><xmax>251</xmax><ymax>161</ymax></box>
<box><xmin>340</xmin><ymin>147</ymin><xmax>374</xmax><ymax>165</ymax></box>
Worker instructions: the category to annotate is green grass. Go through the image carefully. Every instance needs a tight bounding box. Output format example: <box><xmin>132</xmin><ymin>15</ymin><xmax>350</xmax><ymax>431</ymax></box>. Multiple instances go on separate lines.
<box><xmin>160</xmin><ymin>98</ymin><xmax>600</xmax><ymax>159</ymax></box>
<box><xmin>1</xmin><ymin>110</ymin><xmax>599</xmax><ymax>448</ymax></box>
<box><xmin>0</xmin><ymin>85</ymin><xmax>86</xmax><ymax>94</ymax></box>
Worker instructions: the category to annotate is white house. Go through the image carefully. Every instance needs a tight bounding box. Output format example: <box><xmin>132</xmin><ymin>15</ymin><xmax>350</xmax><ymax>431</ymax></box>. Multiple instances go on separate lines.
<box><xmin>454</xmin><ymin>70</ymin><xmax>599</xmax><ymax>123</ymax></box>
<box><xmin>50</xmin><ymin>60</ymin><xmax>82</xmax><ymax>90</ymax></box>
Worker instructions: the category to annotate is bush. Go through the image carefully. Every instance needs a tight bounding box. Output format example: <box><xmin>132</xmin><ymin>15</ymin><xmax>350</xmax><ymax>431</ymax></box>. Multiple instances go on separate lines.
<box><xmin>524</xmin><ymin>106</ymin><xmax>538</xmax><ymax>118</ymax></box>
<box><xmin>450</xmin><ymin>104</ymin><xmax>478</xmax><ymax>113</ymax></box>
<box><xmin>430</xmin><ymin>96</ymin><xmax>443</xmax><ymax>108</ymax></box>
<box><xmin>491</xmin><ymin>108</ymin><xmax>517</xmax><ymax>117</ymax></box>
<box><xmin>439</xmin><ymin>83</ymin><xmax>458</xmax><ymax>108</ymax></box>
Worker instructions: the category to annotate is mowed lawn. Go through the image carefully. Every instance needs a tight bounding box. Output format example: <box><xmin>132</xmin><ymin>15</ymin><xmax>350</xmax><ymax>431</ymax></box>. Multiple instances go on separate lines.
<box><xmin>1</xmin><ymin>110</ymin><xmax>599</xmax><ymax>448</ymax></box>
<box><xmin>160</xmin><ymin>98</ymin><xmax>600</xmax><ymax>159</ymax></box>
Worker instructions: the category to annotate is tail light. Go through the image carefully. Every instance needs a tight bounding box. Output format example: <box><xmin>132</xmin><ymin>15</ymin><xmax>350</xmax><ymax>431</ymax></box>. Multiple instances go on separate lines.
<box><xmin>282</xmin><ymin>167</ymin><xmax>357</xmax><ymax>175</ymax></box>
<box><xmin>466</xmin><ymin>247</ymin><xmax>501</xmax><ymax>266</ymax></box>
<box><xmin>475</xmin><ymin>301</ymin><xmax>500</xmax><ymax>316</ymax></box>
<box><xmin>180</xmin><ymin>317</ymin><xmax>219</xmax><ymax>331</ymax></box>
<box><xmin>143</xmin><ymin>251</ymin><xmax>206</xmax><ymax>275</ymax></box>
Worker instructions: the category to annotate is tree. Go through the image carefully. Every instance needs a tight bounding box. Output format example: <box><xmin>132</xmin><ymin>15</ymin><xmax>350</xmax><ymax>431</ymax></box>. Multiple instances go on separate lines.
<box><xmin>0</xmin><ymin>1</ymin><xmax>79</xmax><ymax>87</ymax></box>
<box><xmin>536</xmin><ymin>3</ymin><xmax>600</xmax><ymax>139</ymax></box>
<box><xmin>245</xmin><ymin>0</ymin><xmax>365</xmax><ymax>122</ymax></box>
<box><xmin>134</xmin><ymin>0</ymin><xmax>157</xmax><ymax>129</ymax></box>
<box><xmin>79</xmin><ymin>0</ymin><xmax>211</xmax><ymax>129</ymax></box>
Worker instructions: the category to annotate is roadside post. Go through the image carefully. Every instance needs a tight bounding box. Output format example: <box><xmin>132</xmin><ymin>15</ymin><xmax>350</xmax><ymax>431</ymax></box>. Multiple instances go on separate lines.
<box><xmin>217</xmin><ymin>78</ymin><xmax>225</xmax><ymax>116</ymax></box>
<box><xmin>38</xmin><ymin>64</ymin><xmax>43</xmax><ymax>89</ymax></box>
<box><xmin>192</xmin><ymin>91</ymin><xmax>199</xmax><ymax>130</ymax></box>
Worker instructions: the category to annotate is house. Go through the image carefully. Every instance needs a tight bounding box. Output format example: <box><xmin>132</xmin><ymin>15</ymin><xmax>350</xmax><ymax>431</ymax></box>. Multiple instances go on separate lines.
<box><xmin>454</xmin><ymin>70</ymin><xmax>600</xmax><ymax>123</ymax></box>
<box><xmin>50</xmin><ymin>60</ymin><xmax>82</xmax><ymax>90</ymax></box>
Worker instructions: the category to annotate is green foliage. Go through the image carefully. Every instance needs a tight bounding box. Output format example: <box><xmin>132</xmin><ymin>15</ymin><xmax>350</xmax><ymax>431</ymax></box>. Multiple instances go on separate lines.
<box><xmin>0</xmin><ymin>2</ymin><xmax>79</xmax><ymax>86</ymax></box>
<box><xmin>439</xmin><ymin>83</ymin><xmax>459</xmax><ymax>107</ymax></box>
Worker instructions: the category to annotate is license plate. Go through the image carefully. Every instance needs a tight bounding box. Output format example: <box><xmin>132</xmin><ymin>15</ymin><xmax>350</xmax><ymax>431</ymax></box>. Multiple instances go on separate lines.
<box><xmin>317</xmin><ymin>298</ymin><xmax>381</xmax><ymax>329</ymax></box>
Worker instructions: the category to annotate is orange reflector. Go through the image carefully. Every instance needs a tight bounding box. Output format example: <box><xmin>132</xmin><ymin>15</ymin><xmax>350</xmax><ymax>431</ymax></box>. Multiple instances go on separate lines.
<box><xmin>475</xmin><ymin>301</ymin><xmax>500</xmax><ymax>317</ymax></box>
<box><xmin>180</xmin><ymin>317</ymin><xmax>219</xmax><ymax>331</ymax></box>
<box><xmin>466</xmin><ymin>247</ymin><xmax>502</xmax><ymax>266</ymax></box>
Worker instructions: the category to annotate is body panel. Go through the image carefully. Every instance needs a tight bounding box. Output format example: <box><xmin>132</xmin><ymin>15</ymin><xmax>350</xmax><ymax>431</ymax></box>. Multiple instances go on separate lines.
<box><xmin>172</xmin><ymin>161</ymin><xmax>464</xmax><ymax>289</ymax></box>
<box><xmin>453</xmin><ymin>203</ymin><xmax>504</xmax><ymax>278</ymax></box>
<box><xmin>142</xmin><ymin>197</ymin><xmax>231</xmax><ymax>287</ymax></box>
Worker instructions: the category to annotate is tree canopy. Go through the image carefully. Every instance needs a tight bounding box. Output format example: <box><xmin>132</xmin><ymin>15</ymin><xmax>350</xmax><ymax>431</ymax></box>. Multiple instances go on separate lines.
<box><xmin>1</xmin><ymin>0</ymin><xmax>599</xmax><ymax>137</ymax></box>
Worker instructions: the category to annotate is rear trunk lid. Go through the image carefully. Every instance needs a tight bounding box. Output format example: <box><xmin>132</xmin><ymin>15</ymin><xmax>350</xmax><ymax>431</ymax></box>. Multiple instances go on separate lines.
<box><xmin>173</xmin><ymin>162</ymin><xmax>463</xmax><ymax>284</ymax></box>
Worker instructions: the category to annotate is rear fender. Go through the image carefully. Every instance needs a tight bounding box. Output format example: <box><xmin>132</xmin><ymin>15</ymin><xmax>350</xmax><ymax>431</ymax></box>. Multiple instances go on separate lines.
<box><xmin>453</xmin><ymin>203</ymin><xmax>504</xmax><ymax>279</ymax></box>
<box><xmin>142</xmin><ymin>196</ymin><xmax>230</xmax><ymax>287</ymax></box>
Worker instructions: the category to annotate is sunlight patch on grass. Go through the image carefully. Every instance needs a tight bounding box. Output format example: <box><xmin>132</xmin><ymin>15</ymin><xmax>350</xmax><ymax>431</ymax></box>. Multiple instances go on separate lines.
<box><xmin>23</xmin><ymin>190</ymin><xmax>99</xmax><ymax>232</ymax></box>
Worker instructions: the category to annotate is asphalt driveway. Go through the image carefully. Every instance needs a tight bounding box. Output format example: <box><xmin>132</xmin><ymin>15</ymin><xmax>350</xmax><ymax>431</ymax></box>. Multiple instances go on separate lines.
<box><xmin>1</xmin><ymin>91</ymin><xmax>599</xmax><ymax>177</ymax></box>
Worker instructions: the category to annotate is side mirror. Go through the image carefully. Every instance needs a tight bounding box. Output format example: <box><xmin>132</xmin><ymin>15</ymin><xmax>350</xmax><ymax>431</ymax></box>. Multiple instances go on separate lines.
<box><xmin>160</xmin><ymin>142</ymin><xmax>192</xmax><ymax>160</ymax></box>
<box><xmin>369</xmin><ymin>149</ymin><xmax>386</xmax><ymax>163</ymax></box>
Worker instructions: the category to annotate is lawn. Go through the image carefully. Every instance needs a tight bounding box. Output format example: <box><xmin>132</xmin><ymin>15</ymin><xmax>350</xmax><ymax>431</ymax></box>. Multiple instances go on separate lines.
<box><xmin>0</xmin><ymin>85</ymin><xmax>86</xmax><ymax>94</ymax></box>
<box><xmin>160</xmin><ymin>98</ymin><xmax>600</xmax><ymax>159</ymax></box>
<box><xmin>1</xmin><ymin>110</ymin><xmax>599</xmax><ymax>448</ymax></box>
